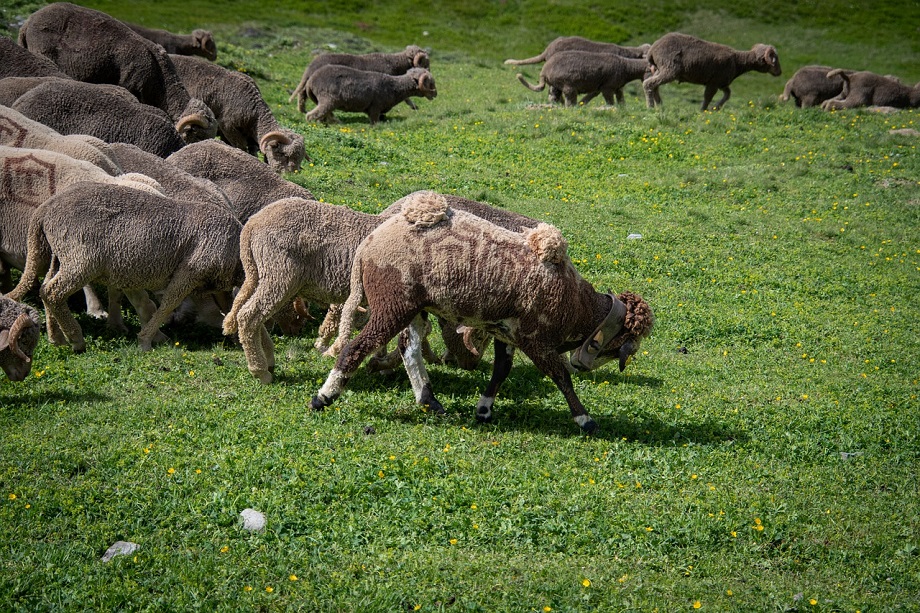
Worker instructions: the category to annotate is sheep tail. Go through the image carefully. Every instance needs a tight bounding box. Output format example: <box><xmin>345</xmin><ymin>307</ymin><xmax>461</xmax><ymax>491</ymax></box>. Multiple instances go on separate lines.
<box><xmin>222</xmin><ymin>223</ymin><xmax>259</xmax><ymax>335</ymax></box>
<box><xmin>504</xmin><ymin>53</ymin><xmax>546</xmax><ymax>66</ymax></box>
<box><xmin>517</xmin><ymin>73</ymin><xmax>546</xmax><ymax>92</ymax></box>
<box><xmin>524</xmin><ymin>223</ymin><xmax>568</xmax><ymax>264</ymax></box>
<box><xmin>826</xmin><ymin>69</ymin><xmax>850</xmax><ymax>98</ymax></box>
<box><xmin>289</xmin><ymin>71</ymin><xmax>310</xmax><ymax>112</ymax></box>
<box><xmin>6</xmin><ymin>210</ymin><xmax>51</xmax><ymax>302</ymax></box>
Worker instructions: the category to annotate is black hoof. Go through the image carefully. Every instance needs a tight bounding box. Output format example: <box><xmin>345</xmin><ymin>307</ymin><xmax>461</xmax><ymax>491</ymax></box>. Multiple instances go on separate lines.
<box><xmin>424</xmin><ymin>400</ymin><xmax>446</xmax><ymax>415</ymax></box>
<box><xmin>310</xmin><ymin>396</ymin><xmax>327</xmax><ymax>411</ymax></box>
<box><xmin>475</xmin><ymin>407</ymin><xmax>493</xmax><ymax>423</ymax></box>
<box><xmin>580</xmin><ymin>419</ymin><xmax>599</xmax><ymax>435</ymax></box>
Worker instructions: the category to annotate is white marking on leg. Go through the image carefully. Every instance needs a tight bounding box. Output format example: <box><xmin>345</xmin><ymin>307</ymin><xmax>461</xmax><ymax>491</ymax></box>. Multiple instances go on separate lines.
<box><xmin>476</xmin><ymin>395</ymin><xmax>494</xmax><ymax>421</ymax></box>
<box><xmin>402</xmin><ymin>319</ymin><xmax>431</xmax><ymax>404</ymax></box>
<box><xmin>318</xmin><ymin>368</ymin><xmax>348</xmax><ymax>401</ymax></box>
<box><xmin>574</xmin><ymin>414</ymin><xmax>594</xmax><ymax>428</ymax></box>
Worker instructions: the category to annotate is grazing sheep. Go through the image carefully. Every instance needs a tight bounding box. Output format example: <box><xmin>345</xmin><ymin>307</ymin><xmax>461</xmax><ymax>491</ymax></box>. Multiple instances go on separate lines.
<box><xmin>643</xmin><ymin>32</ymin><xmax>782</xmax><ymax>110</ymax></box>
<box><xmin>0</xmin><ymin>36</ymin><xmax>70</xmax><ymax>79</ymax></box>
<box><xmin>9</xmin><ymin>182</ymin><xmax>241</xmax><ymax>353</ymax></box>
<box><xmin>313</xmin><ymin>192</ymin><xmax>654</xmax><ymax>433</ymax></box>
<box><xmin>127</xmin><ymin>23</ymin><xmax>217</xmax><ymax>61</ymax></box>
<box><xmin>169</xmin><ymin>54</ymin><xmax>307</xmax><ymax>173</ymax></box>
<box><xmin>780</xmin><ymin>65</ymin><xmax>852</xmax><ymax>108</ymax></box>
<box><xmin>505</xmin><ymin>36</ymin><xmax>650</xmax><ymax>65</ymax></box>
<box><xmin>18</xmin><ymin>2</ymin><xmax>217</xmax><ymax>141</ymax></box>
<box><xmin>516</xmin><ymin>51</ymin><xmax>650</xmax><ymax>107</ymax></box>
<box><xmin>0</xmin><ymin>76</ymin><xmax>68</xmax><ymax>107</ymax></box>
<box><xmin>0</xmin><ymin>104</ymin><xmax>121</xmax><ymax>175</ymax></box>
<box><xmin>821</xmin><ymin>70</ymin><xmax>920</xmax><ymax>110</ymax></box>
<box><xmin>290</xmin><ymin>45</ymin><xmax>430</xmax><ymax>113</ymax></box>
<box><xmin>166</xmin><ymin>139</ymin><xmax>314</xmax><ymax>223</ymax></box>
<box><xmin>11</xmin><ymin>79</ymin><xmax>189</xmax><ymax>157</ymax></box>
<box><xmin>0</xmin><ymin>295</ymin><xmax>41</xmax><ymax>382</ymax></box>
<box><xmin>304</xmin><ymin>66</ymin><xmax>437</xmax><ymax>124</ymax></box>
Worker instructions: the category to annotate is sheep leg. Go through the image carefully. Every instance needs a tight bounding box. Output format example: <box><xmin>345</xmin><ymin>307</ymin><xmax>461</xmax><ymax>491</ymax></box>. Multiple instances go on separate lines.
<box><xmin>311</xmin><ymin>308</ymin><xmax>417</xmax><ymax>411</ymax></box>
<box><xmin>234</xmin><ymin>282</ymin><xmax>298</xmax><ymax>383</ymax></box>
<box><xmin>305</xmin><ymin>103</ymin><xmax>338</xmax><ymax>124</ymax></box>
<box><xmin>123</xmin><ymin>288</ymin><xmax>170</xmax><ymax>344</ymax></box>
<box><xmin>522</xmin><ymin>345</ymin><xmax>598</xmax><ymax>434</ymax></box>
<box><xmin>398</xmin><ymin>314</ymin><xmax>444</xmax><ymax>414</ymax></box>
<box><xmin>643</xmin><ymin>74</ymin><xmax>669</xmax><ymax>107</ymax></box>
<box><xmin>39</xmin><ymin>268</ymin><xmax>86</xmax><ymax>353</ymax></box>
<box><xmin>562</xmin><ymin>87</ymin><xmax>579</xmax><ymax>107</ymax></box>
<box><xmin>106</xmin><ymin>288</ymin><xmax>128</xmax><ymax>333</ymax></box>
<box><xmin>82</xmin><ymin>285</ymin><xmax>107</xmax><ymax>319</ymax></box>
<box><xmin>315</xmin><ymin>304</ymin><xmax>343</xmax><ymax>353</ymax></box>
<box><xmin>404</xmin><ymin>99</ymin><xmax>418</xmax><ymax>111</ymax></box>
<box><xmin>580</xmin><ymin>91</ymin><xmax>600</xmax><ymax>106</ymax></box>
<box><xmin>135</xmin><ymin>276</ymin><xmax>197</xmax><ymax>351</ymax></box>
<box><xmin>475</xmin><ymin>340</ymin><xmax>515</xmax><ymax>423</ymax></box>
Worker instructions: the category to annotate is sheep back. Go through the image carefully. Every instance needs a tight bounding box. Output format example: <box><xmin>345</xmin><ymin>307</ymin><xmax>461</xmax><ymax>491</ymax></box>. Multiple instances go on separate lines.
<box><xmin>782</xmin><ymin>65</ymin><xmax>851</xmax><ymax>107</ymax></box>
<box><xmin>0</xmin><ymin>37</ymin><xmax>70</xmax><ymax>79</ymax></box>
<box><xmin>128</xmin><ymin>23</ymin><xmax>217</xmax><ymax>60</ymax></box>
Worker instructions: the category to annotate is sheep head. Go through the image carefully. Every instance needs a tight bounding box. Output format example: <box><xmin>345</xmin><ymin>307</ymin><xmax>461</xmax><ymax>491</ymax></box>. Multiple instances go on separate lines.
<box><xmin>570</xmin><ymin>291</ymin><xmax>654</xmax><ymax>373</ymax></box>
<box><xmin>0</xmin><ymin>305</ymin><xmax>41</xmax><ymax>381</ymax></box>
<box><xmin>753</xmin><ymin>44</ymin><xmax>782</xmax><ymax>76</ymax></box>
<box><xmin>175</xmin><ymin>98</ymin><xmax>218</xmax><ymax>143</ymax></box>
<box><xmin>405</xmin><ymin>45</ymin><xmax>430</xmax><ymax>69</ymax></box>
<box><xmin>260</xmin><ymin>130</ymin><xmax>308</xmax><ymax>173</ymax></box>
<box><xmin>192</xmin><ymin>29</ymin><xmax>217</xmax><ymax>61</ymax></box>
<box><xmin>408</xmin><ymin>68</ymin><xmax>437</xmax><ymax>100</ymax></box>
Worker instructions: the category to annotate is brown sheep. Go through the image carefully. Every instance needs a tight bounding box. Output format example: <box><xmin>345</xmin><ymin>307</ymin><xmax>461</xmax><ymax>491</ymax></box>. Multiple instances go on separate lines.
<box><xmin>643</xmin><ymin>32</ymin><xmax>781</xmax><ymax>110</ymax></box>
<box><xmin>505</xmin><ymin>36</ymin><xmax>650</xmax><ymax>65</ymax></box>
<box><xmin>780</xmin><ymin>65</ymin><xmax>853</xmax><ymax>108</ymax></box>
<box><xmin>0</xmin><ymin>36</ymin><xmax>70</xmax><ymax>79</ymax></box>
<box><xmin>290</xmin><ymin>45</ymin><xmax>430</xmax><ymax>113</ymax></box>
<box><xmin>821</xmin><ymin>70</ymin><xmax>920</xmax><ymax>110</ymax></box>
<box><xmin>516</xmin><ymin>51</ymin><xmax>651</xmax><ymax>107</ymax></box>
<box><xmin>127</xmin><ymin>23</ymin><xmax>217</xmax><ymax>61</ymax></box>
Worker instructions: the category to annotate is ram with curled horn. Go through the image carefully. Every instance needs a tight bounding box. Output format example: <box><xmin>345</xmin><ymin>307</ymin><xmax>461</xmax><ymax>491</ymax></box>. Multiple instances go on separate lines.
<box><xmin>0</xmin><ymin>296</ymin><xmax>41</xmax><ymax>382</ymax></box>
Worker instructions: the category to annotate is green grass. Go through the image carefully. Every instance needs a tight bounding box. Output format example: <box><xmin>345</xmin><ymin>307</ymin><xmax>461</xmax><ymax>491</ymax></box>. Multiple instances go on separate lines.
<box><xmin>2</xmin><ymin>1</ymin><xmax>920</xmax><ymax>610</ymax></box>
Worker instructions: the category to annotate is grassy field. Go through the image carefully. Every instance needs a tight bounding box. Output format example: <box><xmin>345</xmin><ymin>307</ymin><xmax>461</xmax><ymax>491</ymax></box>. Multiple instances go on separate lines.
<box><xmin>2</xmin><ymin>1</ymin><xmax>919</xmax><ymax>611</ymax></box>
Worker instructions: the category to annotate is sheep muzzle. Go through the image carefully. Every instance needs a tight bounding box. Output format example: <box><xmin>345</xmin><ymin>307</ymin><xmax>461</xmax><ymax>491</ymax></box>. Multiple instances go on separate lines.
<box><xmin>569</xmin><ymin>294</ymin><xmax>627</xmax><ymax>372</ymax></box>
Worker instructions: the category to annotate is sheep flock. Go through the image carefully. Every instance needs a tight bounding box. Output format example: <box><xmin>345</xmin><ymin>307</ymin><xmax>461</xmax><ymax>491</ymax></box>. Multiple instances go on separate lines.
<box><xmin>1</xmin><ymin>2</ymin><xmax>915</xmax><ymax>432</ymax></box>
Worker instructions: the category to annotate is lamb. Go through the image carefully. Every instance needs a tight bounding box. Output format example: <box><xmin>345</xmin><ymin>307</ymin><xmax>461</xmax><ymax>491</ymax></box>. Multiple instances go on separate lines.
<box><xmin>821</xmin><ymin>70</ymin><xmax>920</xmax><ymax>110</ymax></box>
<box><xmin>516</xmin><ymin>51</ymin><xmax>651</xmax><ymax>107</ymax></box>
<box><xmin>0</xmin><ymin>36</ymin><xmax>70</xmax><ymax>79</ymax></box>
<box><xmin>780</xmin><ymin>65</ymin><xmax>853</xmax><ymax>108</ymax></box>
<box><xmin>290</xmin><ymin>45</ymin><xmax>430</xmax><ymax>113</ymax></box>
<box><xmin>18</xmin><ymin>2</ymin><xmax>217</xmax><ymax>141</ymax></box>
<box><xmin>504</xmin><ymin>36</ymin><xmax>650</xmax><ymax>65</ymax></box>
<box><xmin>643</xmin><ymin>32</ymin><xmax>782</xmax><ymax>110</ymax></box>
<box><xmin>11</xmin><ymin>79</ymin><xmax>189</xmax><ymax>157</ymax></box>
<box><xmin>166</xmin><ymin>139</ymin><xmax>314</xmax><ymax>223</ymax></box>
<box><xmin>168</xmin><ymin>54</ymin><xmax>307</xmax><ymax>173</ymax></box>
<box><xmin>303</xmin><ymin>66</ymin><xmax>437</xmax><ymax>124</ymax></box>
<box><xmin>312</xmin><ymin>192</ymin><xmax>654</xmax><ymax>433</ymax></box>
<box><xmin>127</xmin><ymin>23</ymin><xmax>217</xmax><ymax>61</ymax></box>
<box><xmin>0</xmin><ymin>104</ymin><xmax>121</xmax><ymax>175</ymax></box>
<box><xmin>8</xmin><ymin>182</ymin><xmax>242</xmax><ymax>353</ymax></box>
<box><xmin>0</xmin><ymin>295</ymin><xmax>41</xmax><ymax>382</ymax></box>
<box><xmin>224</xmin><ymin>192</ymin><xmax>539</xmax><ymax>384</ymax></box>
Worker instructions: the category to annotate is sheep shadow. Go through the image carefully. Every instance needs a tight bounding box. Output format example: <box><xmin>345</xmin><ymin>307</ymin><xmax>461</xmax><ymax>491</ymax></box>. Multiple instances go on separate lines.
<box><xmin>0</xmin><ymin>388</ymin><xmax>110</xmax><ymax>410</ymax></box>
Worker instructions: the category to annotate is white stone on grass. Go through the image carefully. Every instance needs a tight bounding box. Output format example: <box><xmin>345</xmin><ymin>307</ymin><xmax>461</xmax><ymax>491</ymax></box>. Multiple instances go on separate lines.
<box><xmin>101</xmin><ymin>540</ymin><xmax>139</xmax><ymax>563</ymax></box>
<box><xmin>240</xmin><ymin>508</ymin><xmax>266</xmax><ymax>532</ymax></box>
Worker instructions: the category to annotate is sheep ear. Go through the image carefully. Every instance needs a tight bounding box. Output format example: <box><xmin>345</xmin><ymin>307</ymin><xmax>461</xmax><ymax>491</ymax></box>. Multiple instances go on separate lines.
<box><xmin>0</xmin><ymin>329</ymin><xmax>9</xmax><ymax>352</ymax></box>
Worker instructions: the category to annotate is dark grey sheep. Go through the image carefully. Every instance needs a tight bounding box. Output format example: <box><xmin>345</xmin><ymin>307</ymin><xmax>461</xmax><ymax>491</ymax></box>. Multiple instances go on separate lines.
<box><xmin>166</xmin><ymin>139</ymin><xmax>314</xmax><ymax>224</ymax></box>
<box><xmin>304</xmin><ymin>66</ymin><xmax>437</xmax><ymax>124</ymax></box>
<box><xmin>11</xmin><ymin>79</ymin><xmax>188</xmax><ymax>157</ymax></box>
<box><xmin>290</xmin><ymin>45</ymin><xmax>430</xmax><ymax>113</ymax></box>
<box><xmin>643</xmin><ymin>32</ymin><xmax>782</xmax><ymax>110</ymax></box>
<box><xmin>10</xmin><ymin>182</ymin><xmax>242</xmax><ymax>353</ymax></box>
<box><xmin>781</xmin><ymin>65</ymin><xmax>853</xmax><ymax>108</ymax></box>
<box><xmin>169</xmin><ymin>54</ymin><xmax>307</xmax><ymax>173</ymax></box>
<box><xmin>18</xmin><ymin>2</ymin><xmax>217</xmax><ymax>141</ymax></box>
<box><xmin>0</xmin><ymin>36</ymin><xmax>70</xmax><ymax>79</ymax></box>
<box><xmin>127</xmin><ymin>23</ymin><xmax>217</xmax><ymax>61</ymax></box>
<box><xmin>516</xmin><ymin>51</ymin><xmax>651</xmax><ymax>107</ymax></box>
<box><xmin>0</xmin><ymin>295</ymin><xmax>41</xmax><ymax>382</ymax></box>
<box><xmin>821</xmin><ymin>70</ymin><xmax>920</xmax><ymax>110</ymax></box>
<box><xmin>504</xmin><ymin>36</ymin><xmax>650</xmax><ymax>65</ymax></box>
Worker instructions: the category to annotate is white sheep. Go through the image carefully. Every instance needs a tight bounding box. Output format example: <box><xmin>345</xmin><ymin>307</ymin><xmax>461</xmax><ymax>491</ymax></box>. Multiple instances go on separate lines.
<box><xmin>8</xmin><ymin>181</ymin><xmax>240</xmax><ymax>353</ymax></box>
<box><xmin>643</xmin><ymin>32</ymin><xmax>782</xmax><ymax>110</ymax></box>
<box><xmin>313</xmin><ymin>192</ymin><xmax>654</xmax><ymax>433</ymax></box>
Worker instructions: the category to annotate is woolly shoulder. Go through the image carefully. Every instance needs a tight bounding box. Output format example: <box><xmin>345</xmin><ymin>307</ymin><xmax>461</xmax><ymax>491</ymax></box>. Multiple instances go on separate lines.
<box><xmin>619</xmin><ymin>290</ymin><xmax>655</xmax><ymax>338</ymax></box>
<box><xmin>524</xmin><ymin>223</ymin><xmax>568</xmax><ymax>264</ymax></box>
<box><xmin>400</xmin><ymin>191</ymin><xmax>449</xmax><ymax>228</ymax></box>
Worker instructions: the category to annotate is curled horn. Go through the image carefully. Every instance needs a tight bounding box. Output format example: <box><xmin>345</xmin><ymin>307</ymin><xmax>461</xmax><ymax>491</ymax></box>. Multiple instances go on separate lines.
<box><xmin>457</xmin><ymin>326</ymin><xmax>481</xmax><ymax>357</ymax></box>
<box><xmin>175</xmin><ymin>113</ymin><xmax>210</xmax><ymax>134</ymax></box>
<box><xmin>293</xmin><ymin>297</ymin><xmax>314</xmax><ymax>320</ymax></box>
<box><xmin>259</xmin><ymin>130</ymin><xmax>293</xmax><ymax>152</ymax></box>
<box><xmin>8</xmin><ymin>312</ymin><xmax>35</xmax><ymax>363</ymax></box>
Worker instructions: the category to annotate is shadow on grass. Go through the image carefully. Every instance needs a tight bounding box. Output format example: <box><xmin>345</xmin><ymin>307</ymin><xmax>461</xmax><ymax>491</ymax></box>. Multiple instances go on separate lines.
<box><xmin>0</xmin><ymin>388</ymin><xmax>110</xmax><ymax>409</ymax></box>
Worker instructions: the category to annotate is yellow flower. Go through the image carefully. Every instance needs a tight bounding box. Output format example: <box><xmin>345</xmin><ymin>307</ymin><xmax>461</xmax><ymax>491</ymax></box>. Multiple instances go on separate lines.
<box><xmin>544</xmin><ymin>608</ymin><xmax>552</xmax><ymax>612</ymax></box>
<box><xmin>244</xmin><ymin>586</ymin><xmax>252</xmax><ymax>592</ymax></box>
<box><xmin>693</xmin><ymin>600</ymin><xmax>702</xmax><ymax>609</ymax></box>
<box><xmin>195</xmin><ymin>469</ymin><xmax>201</xmax><ymax>474</ymax></box>
<box><xmin>809</xmin><ymin>599</ymin><xmax>817</xmax><ymax>606</ymax></box>
<box><xmin>8</xmin><ymin>493</ymin><xmax>16</xmax><ymax>501</ymax></box>
<box><xmin>449</xmin><ymin>538</ymin><xmax>458</xmax><ymax>545</ymax></box>
<box><xmin>726</xmin><ymin>590</ymin><xmax>733</xmax><ymax>596</ymax></box>
<box><xmin>220</xmin><ymin>546</ymin><xmax>229</xmax><ymax>553</ymax></box>
<box><xmin>265</xmin><ymin>586</ymin><xmax>273</xmax><ymax>593</ymax></box>
<box><xmin>582</xmin><ymin>579</ymin><xmax>591</xmax><ymax>588</ymax></box>
<box><xmin>167</xmin><ymin>467</ymin><xmax>175</xmax><ymax>475</ymax></box>
<box><xmin>290</xmin><ymin>575</ymin><xmax>298</xmax><ymax>581</ymax></box>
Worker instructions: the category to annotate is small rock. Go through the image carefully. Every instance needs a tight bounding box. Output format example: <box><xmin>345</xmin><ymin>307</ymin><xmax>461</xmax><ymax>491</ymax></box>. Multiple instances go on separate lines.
<box><xmin>889</xmin><ymin>128</ymin><xmax>920</xmax><ymax>137</ymax></box>
<box><xmin>840</xmin><ymin>451</ymin><xmax>864</xmax><ymax>460</ymax></box>
<box><xmin>240</xmin><ymin>508</ymin><xmax>266</xmax><ymax>532</ymax></box>
<box><xmin>677</xmin><ymin>346</ymin><xmax>689</xmax><ymax>354</ymax></box>
<box><xmin>101</xmin><ymin>540</ymin><xmax>139</xmax><ymax>563</ymax></box>
<box><xmin>627</xmin><ymin>233</ymin><xmax>642</xmax><ymax>240</ymax></box>
<box><xmin>363</xmin><ymin>425</ymin><xmax>377</xmax><ymax>435</ymax></box>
